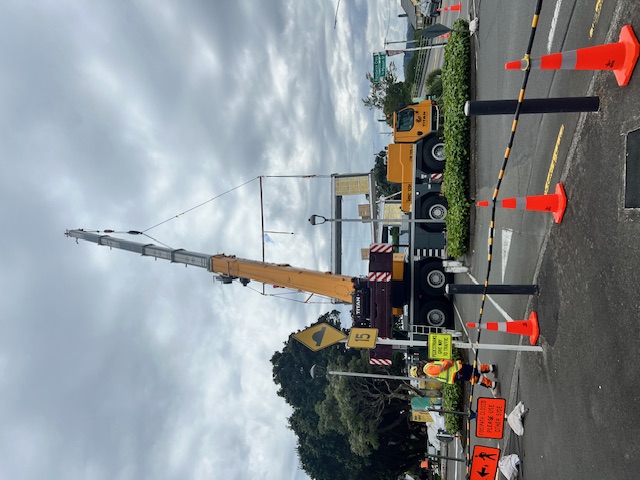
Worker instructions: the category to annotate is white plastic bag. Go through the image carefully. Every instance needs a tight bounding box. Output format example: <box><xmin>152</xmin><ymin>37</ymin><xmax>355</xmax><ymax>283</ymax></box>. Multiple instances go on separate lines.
<box><xmin>498</xmin><ymin>454</ymin><xmax>520</xmax><ymax>480</ymax></box>
<box><xmin>507</xmin><ymin>401</ymin><xmax>526</xmax><ymax>436</ymax></box>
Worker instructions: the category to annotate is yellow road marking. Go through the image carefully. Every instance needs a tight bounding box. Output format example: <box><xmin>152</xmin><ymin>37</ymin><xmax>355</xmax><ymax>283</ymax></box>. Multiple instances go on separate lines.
<box><xmin>545</xmin><ymin>125</ymin><xmax>564</xmax><ymax>194</ymax></box>
<box><xmin>589</xmin><ymin>0</ymin><xmax>604</xmax><ymax>38</ymax></box>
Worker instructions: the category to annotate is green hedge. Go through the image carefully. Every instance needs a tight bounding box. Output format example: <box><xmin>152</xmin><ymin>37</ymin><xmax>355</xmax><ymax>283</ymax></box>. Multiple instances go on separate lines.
<box><xmin>442</xmin><ymin>348</ymin><xmax>464</xmax><ymax>433</ymax></box>
<box><xmin>441</xmin><ymin>19</ymin><xmax>471</xmax><ymax>258</ymax></box>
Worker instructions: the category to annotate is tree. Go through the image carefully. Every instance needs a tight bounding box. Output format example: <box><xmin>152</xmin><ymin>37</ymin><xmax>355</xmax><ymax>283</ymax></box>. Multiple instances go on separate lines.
<box><xmin>362</xmin><ymin>72</ymin><xmax>388</xmax><ymax>111</ymax></box>
<box><xmin>382</xmin><ymin>81</ymin><xmax>411</xmax><ymax>119</ymax></box>
<box><xmin>363</xmin><ymin>62</ymin><xmax>412</xmax><ymax>127</ymax></box>
<box><xmin>372</xmin><ymin>150</ymin><xmax>400</xmax><ymax>199</ymax></box>
<box><xmin>320</xmin><ymin>352</ymin><xmax>427</xmax><ymax>460</ymax></box>
<box><xmin>272</xmin><ymin>313</ymin><xmax>432</xmax><ymax>479</ymax></box>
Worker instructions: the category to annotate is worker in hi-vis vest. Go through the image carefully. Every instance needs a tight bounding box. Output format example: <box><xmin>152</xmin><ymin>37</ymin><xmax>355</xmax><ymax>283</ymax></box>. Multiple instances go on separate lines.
<box><xmin>410</xmin><ymin>360</ymin><xmax>498</xmax><ymax>393</ymax></box>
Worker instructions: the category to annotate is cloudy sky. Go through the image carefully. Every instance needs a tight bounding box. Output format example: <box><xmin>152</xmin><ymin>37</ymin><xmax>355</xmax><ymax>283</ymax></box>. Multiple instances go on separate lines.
<box><xmin>0</xmin><ymin>1</ymin><xmax>408</xmax><ymax>479</ymax></box>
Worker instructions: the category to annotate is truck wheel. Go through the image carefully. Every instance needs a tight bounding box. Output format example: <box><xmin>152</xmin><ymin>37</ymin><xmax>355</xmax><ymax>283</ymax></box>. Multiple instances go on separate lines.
<box><xmin>420</xmin><ymin>261</ymin><xmax>447</xmax><ymax>295</ymax></box>
<box><xmin>419</xmin><ymin>195</ymin><xmax>447</xmax><ymax>232</ymax></box>
<box><xmin>418</xmin><ymin>300</ymin><xmax>453</xmax><ymax>328</ymax></box>
<box><xmin>421</xmin><ymin>137</ymin><xmax>446</xmax><ymax>172</ymax></box>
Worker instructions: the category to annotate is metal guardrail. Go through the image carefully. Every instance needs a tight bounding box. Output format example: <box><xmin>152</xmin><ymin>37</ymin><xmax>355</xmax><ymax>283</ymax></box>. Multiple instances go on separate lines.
<box><xmin>410</xmin><ymin>37</ymin><xmax>432</xmax><ymax>98</ymax></box>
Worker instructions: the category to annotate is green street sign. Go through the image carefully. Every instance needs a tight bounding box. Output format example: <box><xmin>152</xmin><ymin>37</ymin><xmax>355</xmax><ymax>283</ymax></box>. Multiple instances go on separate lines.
<box><xmin>373</xmin><ymin>53</ymin><xmax>386</xmax><ymax>82</ymax></box>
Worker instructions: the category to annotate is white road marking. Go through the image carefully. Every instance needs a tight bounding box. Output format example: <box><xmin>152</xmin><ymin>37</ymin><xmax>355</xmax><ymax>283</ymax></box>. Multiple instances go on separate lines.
<box><xmin>501</xmin><ymin>228</ymin><xmax>513</xmax><ymax>282</ymax></box>
<box><xmin>547</xmin><ymin>0</ymin><xmax>563</xmax><ymax>53</ymax></box>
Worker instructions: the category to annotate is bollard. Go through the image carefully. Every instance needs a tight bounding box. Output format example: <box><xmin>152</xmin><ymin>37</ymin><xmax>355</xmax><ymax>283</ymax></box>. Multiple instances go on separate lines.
<box><xmin>464</xmin><ymin>96</ymin><xmax>600</xmax><ymax>116</ymax></box>
<box><xmin>445</xmin><ymin>284</ymin><xmax>538</xmax><ymax>295</ymax></box>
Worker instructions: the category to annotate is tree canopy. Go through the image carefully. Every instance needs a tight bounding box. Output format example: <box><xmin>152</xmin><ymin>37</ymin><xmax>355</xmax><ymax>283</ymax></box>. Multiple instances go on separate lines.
<box><xmin>372</xmin><ymin>149</ymin><xmax>400</xmax><ymax>200</ymax></box>
<box><xmin>362</xmin><ymin>62</ymin><xmax>411</xmax><ymax>123</ymax></box>
<box><xmin>271</xmin><ymin>311</ymin><xmax>429</xmax><ymax>479</ymax></box>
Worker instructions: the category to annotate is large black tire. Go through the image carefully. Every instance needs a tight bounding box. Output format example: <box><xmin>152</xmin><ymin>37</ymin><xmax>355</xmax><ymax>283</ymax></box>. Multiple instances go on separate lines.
<box><xmin>419</xmin><ymin>261</ymin><xmax>447</xmax><ymax>295</ymax></box>
<box><xmin>419</xmin><ymin>194</ymin><xmax>447</xmax><ymax>232</ymax></box>
<box><xmin>417</xmin><ymin>300</ymin><xmax>453</xmax><ymax>328</ymax></box>
<box><xmin>421</xmin><ymin>136</ymin><xmax>446</xmax><ymax>172</ymax></box>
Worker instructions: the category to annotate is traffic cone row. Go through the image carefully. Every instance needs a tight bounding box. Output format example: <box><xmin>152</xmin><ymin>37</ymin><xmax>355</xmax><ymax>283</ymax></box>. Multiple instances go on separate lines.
<box><xmin>505</xmin><ymin>25</ymin><xmax>639</xmax><ymax>87</ymax></box>
<box><xmin>462</xmin><ymin>27</ymin><xmax>640</xmax><ymax>359</ymax></box>
<box><xmin>467</xmin><ymin>312</ymin><xmax>540</xmax><ymax>345</ymax></box>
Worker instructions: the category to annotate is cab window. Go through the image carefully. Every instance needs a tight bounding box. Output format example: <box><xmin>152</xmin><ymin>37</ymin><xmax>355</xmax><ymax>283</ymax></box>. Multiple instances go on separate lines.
<box><xmin>395</xmin><ymin>109</ymin><xmax>415</xmax><ymax>132</ymax></box>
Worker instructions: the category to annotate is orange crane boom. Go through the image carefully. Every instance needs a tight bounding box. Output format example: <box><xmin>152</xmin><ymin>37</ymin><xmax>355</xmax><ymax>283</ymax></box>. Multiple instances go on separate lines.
<box><xmin>65</xmin><ymin>229</ymin><xmax>356</xmax><ymax>303</ymax></box>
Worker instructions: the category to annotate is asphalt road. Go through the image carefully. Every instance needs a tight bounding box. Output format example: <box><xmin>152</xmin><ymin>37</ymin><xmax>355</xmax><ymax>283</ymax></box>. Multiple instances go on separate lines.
<box><xmin>448</xmin><ymin>1</ymin><xmax>640</xmax><ymax>479</ymax></box>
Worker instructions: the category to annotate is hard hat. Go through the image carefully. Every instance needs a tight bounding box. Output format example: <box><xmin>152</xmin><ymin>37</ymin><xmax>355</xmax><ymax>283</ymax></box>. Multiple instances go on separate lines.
<box><xmin>410</xmin><ymin>366</ymin><xmax>419</xmax><ymax>377</ymax></box>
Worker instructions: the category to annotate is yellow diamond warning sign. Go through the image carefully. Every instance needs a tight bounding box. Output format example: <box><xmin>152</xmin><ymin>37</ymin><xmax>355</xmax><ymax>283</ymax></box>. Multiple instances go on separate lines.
<box><xmin>293</xmin><ymin>323</ymin><xmax>347</xmax><ymax>352</ymax></box>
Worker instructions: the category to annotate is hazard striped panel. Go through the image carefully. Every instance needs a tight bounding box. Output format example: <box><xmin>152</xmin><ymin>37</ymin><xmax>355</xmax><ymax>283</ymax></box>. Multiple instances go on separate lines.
<box><xmin>369</xmin><ymin>342</ymin><xmax>393</xmax><ymax>366</ymax></box>
<box><xmin>370</xmin><ymin>243</ymin><xmax>393</xmax><ymax>254</ymax></box>
<box><xmin>370</xmin><ymin>358</ymin><xmax>393</xmax><ymax>366</ymax></box>
<box><xmin>368</xmin><ymin>272</ymin><xmax>392</xmax><ymax>282</ymax></box>
<box><xmin>428</xmin><ymin>173</ymin><xmax>443</xmax><ymax>183</ymax></box>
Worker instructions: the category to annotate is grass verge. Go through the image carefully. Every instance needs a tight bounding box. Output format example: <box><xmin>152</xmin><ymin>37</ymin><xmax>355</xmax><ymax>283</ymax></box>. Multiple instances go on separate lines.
<box><xmin>441</xmin><ymin>19</ymin><xmax>471</xmax><ymax>258</ymax></box>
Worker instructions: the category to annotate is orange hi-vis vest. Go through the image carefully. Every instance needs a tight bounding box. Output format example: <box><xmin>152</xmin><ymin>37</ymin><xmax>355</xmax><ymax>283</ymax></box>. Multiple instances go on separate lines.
<box><xmin>423</xmin><ymin>360</ymin><xmax>462</xmax><ymax>384</ymax></box>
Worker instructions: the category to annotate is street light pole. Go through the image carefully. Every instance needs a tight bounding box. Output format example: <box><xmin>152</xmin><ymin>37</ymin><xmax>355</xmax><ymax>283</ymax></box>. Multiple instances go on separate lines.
<box><xmin>308</xmin><ymin>214</ymin><xmax>443</xmax><ymax>226</ymax></box>
<box><xmin>311</xmin><ymin>364</ymin><xmax>417</xmax><ymax>382</ymax></box>
<box><xmin>384</xmin><ymin>38</ymin><xmax>421</xmax><ymax>46</ymax></box>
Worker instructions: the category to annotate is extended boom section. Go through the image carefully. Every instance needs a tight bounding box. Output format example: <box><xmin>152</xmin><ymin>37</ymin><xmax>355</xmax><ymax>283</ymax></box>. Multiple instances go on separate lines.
<box><xmin>65</xmin><ymin>229</ymin><xmax>356</xmax><ymax>303</ymax></box>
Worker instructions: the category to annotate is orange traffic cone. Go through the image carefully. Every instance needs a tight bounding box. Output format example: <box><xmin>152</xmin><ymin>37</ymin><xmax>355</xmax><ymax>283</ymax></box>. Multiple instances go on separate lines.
<box><xmin>466</xmin><ymin>312</ymin><xmax>540</xmax><ymax>345</ymax></box>
<box><xmin>438</xmin><ymin>1</ymin><xmax>462</xmax><ymax>12</ymax></box>
<box><xmin>476</xmin><ymin>183</ymin><xmax>567</xmax><ymax>223</ymax></box>
<box><xmin>505</xmin><ymin>25</ymin><xmax>639</xmax><ymax>87</ymax></box>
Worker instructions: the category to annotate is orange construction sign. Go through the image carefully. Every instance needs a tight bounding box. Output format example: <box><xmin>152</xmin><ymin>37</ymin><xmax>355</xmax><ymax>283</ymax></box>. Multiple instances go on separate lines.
<box><xmin>470</xmin><ymin>445</ymin><xmax>500</xmax><ymax>480</ymax></box>
<box><xmin>476</xmin><ymin>397</ymin><xmax>506</xmax><ymax>439</ymax></box>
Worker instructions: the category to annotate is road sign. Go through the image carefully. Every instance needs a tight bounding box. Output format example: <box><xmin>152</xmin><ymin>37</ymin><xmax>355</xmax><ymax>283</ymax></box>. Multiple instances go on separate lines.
<box><xmin>293</xmin><ymin>323</ymin><xmax>347</xmax><ymax>352</ymax></box>
<box><xmin>373</xmin><ymin>52</ymin><xmax>386</xmax><ymax>82</ymax></box>
<box><xmin>476</xmin><ymin>397</ymin><xmax>506</xmax><ymax>439</ymax></box>
<box><xmin>428</xmin><ymin>333</ymin><xmax>453</xmax><ymax>359</ymax></box>
<box><xmin>347</xmin><ymin>328</ymin><xmax>378</xmax><ymax>349</ymax></box>
<box><xmin>411</xmin><ymin>410</ymin><xmax>434</xmax><ymax>422</ymax></box>
<box><xmin>470</xmin><ymin>445</ymin><xmax>500</xmax><ymax>480</ymax></box>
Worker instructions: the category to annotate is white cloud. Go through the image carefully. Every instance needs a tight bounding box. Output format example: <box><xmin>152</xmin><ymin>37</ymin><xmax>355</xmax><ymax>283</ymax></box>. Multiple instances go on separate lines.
<box><xmin>0</xmin><ymin>0</ymin><xmax>412</xmax><ymax>479</ymax></box>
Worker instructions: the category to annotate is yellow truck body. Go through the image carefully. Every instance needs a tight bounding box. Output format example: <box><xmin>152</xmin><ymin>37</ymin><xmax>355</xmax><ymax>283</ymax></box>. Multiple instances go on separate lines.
<box><xmin>386</xmin><ymin>143</ymin><xmax>415</xmax><ymax>213</ymax></box>
<box><xmin>392</xmin><ymin>99</ymin><xmax>439</xmax><ymax>144</ymax></box>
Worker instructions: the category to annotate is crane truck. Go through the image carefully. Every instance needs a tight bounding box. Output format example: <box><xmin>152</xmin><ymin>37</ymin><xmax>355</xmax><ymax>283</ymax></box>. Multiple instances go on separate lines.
<box><xmin>386</xmin><ymin>98</ymin><xmax>448</xmax><ymax>231</ymax></box>
<box><xmin>65</xmin><ymin>229</ymin><xmax>453</xmax><ymax>365</ymax></box>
